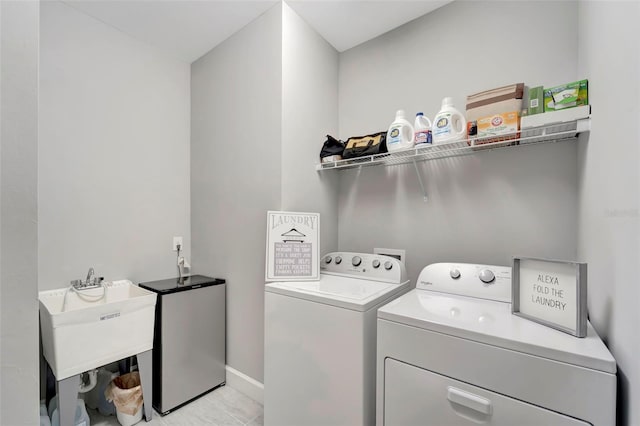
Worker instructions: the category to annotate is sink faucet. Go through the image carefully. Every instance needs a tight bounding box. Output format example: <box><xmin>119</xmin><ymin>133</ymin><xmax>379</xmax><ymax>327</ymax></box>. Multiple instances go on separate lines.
<box><xmin>64</xmin><ymin>267</ymin><xmax>107</xmax><ymax>311</ymax></box>
<box><xmin>86</xmin><ymin>267</ymin><xmax>95</xmax><ymax>285</ymax></box>
<box><xmin>71</xmin><ymin>267</ymin><xmax>103</xmax><ymax>289</ymax></box>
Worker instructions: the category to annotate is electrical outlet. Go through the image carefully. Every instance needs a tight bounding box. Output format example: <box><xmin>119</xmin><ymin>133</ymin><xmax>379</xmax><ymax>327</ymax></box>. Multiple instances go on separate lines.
<box><xmin>173</xmin><ymin>236</ymin><xmax>183</xmax><ymax>251</ymax></box>
<box><xmin>374</xmin><ymin>248</ymin><xmax>406</xmax><ymax>265</ymax></box>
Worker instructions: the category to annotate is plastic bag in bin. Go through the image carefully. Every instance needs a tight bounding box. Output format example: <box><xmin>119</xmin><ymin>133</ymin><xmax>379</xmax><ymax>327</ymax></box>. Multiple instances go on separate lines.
<box><xmin>105</xmin><ymin>371</ymin><xmax>143</xmax><ymax>416</ymax></box>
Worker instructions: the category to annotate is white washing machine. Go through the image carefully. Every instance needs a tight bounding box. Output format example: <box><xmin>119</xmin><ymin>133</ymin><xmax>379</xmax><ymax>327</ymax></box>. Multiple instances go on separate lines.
<box><xmin>377</xmin><ymin>262</ymin><xmax>617</xmax><ymax>426</ymax></box>
<box><xmin>265</xmin><ymin>252</ymin><xmax>410</xmax><ymax>426</ymax></box>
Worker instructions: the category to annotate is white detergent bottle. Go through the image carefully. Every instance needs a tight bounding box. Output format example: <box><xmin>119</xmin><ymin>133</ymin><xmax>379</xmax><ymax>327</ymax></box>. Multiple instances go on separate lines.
<box><xmin>386</xmin><ymin>109</ymin><xmax>415</xmax><ymax>152</ymax></box>
<box><xmin>51</xmin><ymin>399</ymin><xmax>90</xmax><ymax>426</ymax></box>
<box><xmin>414</xmin><ymin>112</ymin><xmax>432</xmax><ymax>145</ymax></box>
<box><xmin>432</xmin><ymin>97</ymin><xmax>467</xmax><ymax>144</ymax></box>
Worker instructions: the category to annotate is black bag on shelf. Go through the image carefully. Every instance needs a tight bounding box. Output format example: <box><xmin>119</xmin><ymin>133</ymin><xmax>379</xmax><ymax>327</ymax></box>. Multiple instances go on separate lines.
<box><xmin>319</xmin><ymin>135</ymin><xmax>346</xmax><ymax>163</ymax></box>
<box><xmin>342</xmin><ymin>132</ymin><xmax>387</xmax><ymax>159</ymax></box>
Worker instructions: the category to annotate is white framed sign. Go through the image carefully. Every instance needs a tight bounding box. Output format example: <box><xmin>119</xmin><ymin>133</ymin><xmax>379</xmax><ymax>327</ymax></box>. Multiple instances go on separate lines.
<box><xmin>265</xmin><ymin>211</ymin><xmax>320</xmax><ymax>282</ymax></box>
<box><xmin>512</xmin><ymin>257</ymin><xmax>587</xmax><ymax>337</ymax></box>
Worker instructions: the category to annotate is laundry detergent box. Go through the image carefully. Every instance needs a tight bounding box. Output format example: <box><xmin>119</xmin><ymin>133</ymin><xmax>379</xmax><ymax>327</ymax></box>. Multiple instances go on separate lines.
<box><xmin>544</xmin><ymin>79</ymin><xmax>588</xmax><ymax>111</ymax></box>
<box><xmin>466</xmin><ymin>83</ymin><xmax>524</xmax><ymax>122</ymax></box>
<box><xmin>475</xmin><ymin>111</ymin><xmax>520</xmax><ymax>145</ymax></box>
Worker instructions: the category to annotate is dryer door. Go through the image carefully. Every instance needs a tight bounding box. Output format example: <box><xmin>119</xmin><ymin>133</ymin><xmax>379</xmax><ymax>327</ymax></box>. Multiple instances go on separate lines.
<box><xmin>384</xmin><ymin>358</ymin><xmax>589</xmax><ymax>426</ymax></box>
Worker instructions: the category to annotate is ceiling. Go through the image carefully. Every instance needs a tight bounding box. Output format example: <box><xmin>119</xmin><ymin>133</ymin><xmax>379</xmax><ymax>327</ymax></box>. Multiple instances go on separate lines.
<box><xmin>62</xmin><ymin>0</ymin><xmax>452</xmax><ymax>63</ymax></box>
<box><xmin>286</xmin><ymin>1</ymin><xmax>451</xmax><ymax>53</ymax></box>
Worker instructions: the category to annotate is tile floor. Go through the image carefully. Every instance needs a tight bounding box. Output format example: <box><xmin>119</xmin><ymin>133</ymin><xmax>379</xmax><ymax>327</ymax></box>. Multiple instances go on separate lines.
<box><xmin>88</xmin><ymin>385</ymin><xmax>263</xmax><ymax>426</ymax></box>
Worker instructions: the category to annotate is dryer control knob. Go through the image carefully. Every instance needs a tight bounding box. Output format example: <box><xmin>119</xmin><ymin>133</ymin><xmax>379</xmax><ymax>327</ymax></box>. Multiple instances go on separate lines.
<box><xmin>372</xmin><ymin>259</ymin><xmax>381</xmax><ymax>269</ymax></box>
<box><xmin>479</xmin><ymin>269</ymin><xmax>495</xmax><ymax>284</ymax></box>
<box><xmin>325</xmin><ymin>256</ymin><xmax>332</xmax><ymax>264</ymax></box>
<box><xmin>384</xmin><ymin>261</ymin><xmax>393</xmax><ymax>271</ymax></box>
<box><xmin>335</xmin><ymin>256</ymin><xmax>342</xmax><ymax>265</ymax></box>
<box><xmin>352</xmin><ymin>256</ymin><xmax>362</xmax><ymax>267</ymax></box>
<box><xmin>450</xmin><ymin>268</ymin><xmax>461</xmax><ymax>279</ymax></box>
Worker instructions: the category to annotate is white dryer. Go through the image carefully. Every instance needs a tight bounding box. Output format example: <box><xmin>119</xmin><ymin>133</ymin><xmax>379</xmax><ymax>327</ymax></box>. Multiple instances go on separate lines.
<box><xmin>377</xmin><ymin>262</ymin><xmax>616</xmax><ymax>426</ymax></box>
<box><xmin>265</xmin><ymin>252</ymin><xmax>410</xmax><ymax>426</ymax></box>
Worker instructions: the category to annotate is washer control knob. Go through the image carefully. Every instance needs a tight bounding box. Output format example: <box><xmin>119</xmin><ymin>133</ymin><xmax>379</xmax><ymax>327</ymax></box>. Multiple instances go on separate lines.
<box><xmin>352</xmin><ymin>256</ymin><xmax>362</xmax><ymax>267</ymax></box>
<box><xmin>372</xmin><ymin>259</ymin><xmax>381</xmax><ymax>269</ymax></box>
<box><xmin>384</xmin><ymin>261</ymin><xmax>393</xmax><ymax>271</ymax></box>
<box><xmin>335</xmin><ymin>256</ymin><xmax>342</xmax><ymax>265</ymax></box>
<box><xmin>325</xmin><ymin>256</ymin><xmax>332</xmax><ymax>264</ymax></box>
<box><xmin>479</xmin><ymin>269</ymin><xmax>495</xmax><ymax>284</ymax></box>
<box><xmin>450</xmin><ymin>268</ymin><xmax>461</xmax><ymax>279</ymax></box>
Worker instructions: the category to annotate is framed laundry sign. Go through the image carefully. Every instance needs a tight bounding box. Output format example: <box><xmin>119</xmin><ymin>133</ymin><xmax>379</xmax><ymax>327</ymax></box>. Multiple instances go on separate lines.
<box><xmin>512</xmin><ymin>257</ymin><xmax>587</xmax><ymax>337</ymax></box>
<box><xmin>265</xmin><ymin>211</ymin><xmax>320</xmax><ymax>282</ymax></box>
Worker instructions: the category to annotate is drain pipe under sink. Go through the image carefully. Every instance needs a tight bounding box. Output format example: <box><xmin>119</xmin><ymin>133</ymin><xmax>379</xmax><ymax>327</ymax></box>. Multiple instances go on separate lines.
<box><xmin>78</xmin><ymin>369</ymin><xmax>98</xmax><ymax>393</ymax></box>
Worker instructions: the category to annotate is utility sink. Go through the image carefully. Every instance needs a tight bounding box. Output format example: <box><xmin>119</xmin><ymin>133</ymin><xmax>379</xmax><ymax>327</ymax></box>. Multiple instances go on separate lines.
<box><xmin>39</xmin><ymin>280</ymin><xmax>157</xmax><ymax>380</ymax></box>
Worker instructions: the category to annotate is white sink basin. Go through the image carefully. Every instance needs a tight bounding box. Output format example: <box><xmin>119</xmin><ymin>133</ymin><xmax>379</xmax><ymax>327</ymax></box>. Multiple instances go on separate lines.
<box><xmin>39</xmin><ymin>280</ymin><xmax>157</xmax><ymax>380</ymax></box>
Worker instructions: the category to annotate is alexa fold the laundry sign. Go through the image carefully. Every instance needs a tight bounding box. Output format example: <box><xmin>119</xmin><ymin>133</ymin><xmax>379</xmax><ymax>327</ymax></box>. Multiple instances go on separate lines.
<box><xmin>531</xmin><ymin>273</ymin><xmax>567</xmax><ymax>311</ymax></box>
<box><xmin>514</xmin><ymin>257</ymin><xmax>587</xmax><ymax>337</ymax></box>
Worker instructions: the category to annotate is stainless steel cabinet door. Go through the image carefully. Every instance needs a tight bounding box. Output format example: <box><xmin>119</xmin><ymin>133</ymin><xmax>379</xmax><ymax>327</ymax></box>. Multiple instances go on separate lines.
<box><xmin>161</xmin><ymin>284</ymin><xmax>225</xmax><ymax>411</ymax></box>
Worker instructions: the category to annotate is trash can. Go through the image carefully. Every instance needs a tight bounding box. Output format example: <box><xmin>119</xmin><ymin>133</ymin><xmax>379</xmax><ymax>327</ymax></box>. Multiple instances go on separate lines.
<box><xmin>105</xmin><ymin>372</ymin><xmax>144</xmax><ymax>426</ymax></box>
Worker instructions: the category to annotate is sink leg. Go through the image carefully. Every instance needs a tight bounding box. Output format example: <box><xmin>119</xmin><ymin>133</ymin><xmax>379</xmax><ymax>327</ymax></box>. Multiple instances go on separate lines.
<box><xmin>137</xmin><ymin>350</ymin><xmax>153</xmax><ymax>422</ymax></box>
<box><xmin>45</xmin><ymin>362</ymin><xmax>56</xmax><ymax>408</ymax></box>
<box><xmin>58</xmin><ymin>374</ymin><xmax>79</xmax><ymax>426</ymax></box>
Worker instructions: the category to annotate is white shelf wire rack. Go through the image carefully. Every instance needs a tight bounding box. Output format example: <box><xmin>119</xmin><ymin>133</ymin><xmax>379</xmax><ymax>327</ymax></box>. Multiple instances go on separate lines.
<box><xmin>316</xmin><ymin>118</ymin><xmax>590</xmax><ymax>172</ymax></box>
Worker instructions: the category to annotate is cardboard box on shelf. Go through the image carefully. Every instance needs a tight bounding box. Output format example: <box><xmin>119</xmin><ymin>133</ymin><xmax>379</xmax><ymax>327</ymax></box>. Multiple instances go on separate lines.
<box><xmin>475</xmin><ymin>111</ymin><xmax>520</xmax><ymax>145</ymax></box>
<box><xmin>520</xmin><ymin>104</ymin><xmax>590</xmax><ymax>144</ymax></box>
<box><xmin>466</xmin><ymin>83</ymin><xmax>524</xmax><ymax>122</ymax></box>
<box><xmin>521</xmin><ymin>104</ymin><xmax>591</xmax><ymax>129</ymax></box>
<box><xmin>544</xmin><ymin>79</ymin><xmax>588</xmax><ymax>111</ymax></box>
<box><xmin>528</xmin><ymin>86</ymin><xmax>544</xmax><ymax>115</ymax></box>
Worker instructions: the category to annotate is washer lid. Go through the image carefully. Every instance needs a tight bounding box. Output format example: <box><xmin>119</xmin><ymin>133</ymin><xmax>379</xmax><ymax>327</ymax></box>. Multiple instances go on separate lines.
<box><xmin>266</xmin><ymin>274</ymin><xmax>408</xmax><ymax>312</ymax></box>
<box><xmin>378</xmin><ymin>290</ymin><xmax>616</xmax><ymax>374</ymax></box>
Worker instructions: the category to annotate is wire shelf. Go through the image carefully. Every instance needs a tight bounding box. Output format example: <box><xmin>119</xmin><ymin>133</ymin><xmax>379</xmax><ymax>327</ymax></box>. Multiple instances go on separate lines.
<box><xmin>316</xmin><ymin>118</ymin><xmax>590</xmax><ymax>172</ymax></box>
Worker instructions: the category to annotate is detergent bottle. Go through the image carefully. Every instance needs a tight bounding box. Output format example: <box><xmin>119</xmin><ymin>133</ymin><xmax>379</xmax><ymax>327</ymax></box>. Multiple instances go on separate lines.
<box><xmin>414</xmin><ymin>112</ymin><xmax>432</xmax><ymax>145</ymax></box>
<box><xmin>386</xmin><ymin>110</ymin><xmax>415</xmax><ymax>152</ymax></box>
<box><xmin>432</xmin><ymin>97</ymin><xmax>467</xmax><ymax>144</ymax></box>
<box><xmin>50</xmin><ymin>399</ymin><xmax>90</xmax><ymax>426</ymax></box>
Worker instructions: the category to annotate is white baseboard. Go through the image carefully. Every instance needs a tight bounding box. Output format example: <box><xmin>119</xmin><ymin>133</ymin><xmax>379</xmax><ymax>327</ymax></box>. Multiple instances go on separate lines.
<box><xmin>225</xmin><ymin>365</ymin><xmax>264</xmax><ymax>404</ymax></box>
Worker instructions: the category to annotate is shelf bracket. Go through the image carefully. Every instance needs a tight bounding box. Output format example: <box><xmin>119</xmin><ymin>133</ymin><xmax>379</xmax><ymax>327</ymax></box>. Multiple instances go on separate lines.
<box><xmin>412</xmin><ymin>159</ymin><xmax>428</xmax><ymax>202</ymax></box>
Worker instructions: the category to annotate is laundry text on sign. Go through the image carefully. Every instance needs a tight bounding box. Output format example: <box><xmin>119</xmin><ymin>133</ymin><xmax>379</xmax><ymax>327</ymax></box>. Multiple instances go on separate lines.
<box><xmin>271</xmin><ymin>214</ymin><xmax>317</xmax><ymax>230</ymax></box>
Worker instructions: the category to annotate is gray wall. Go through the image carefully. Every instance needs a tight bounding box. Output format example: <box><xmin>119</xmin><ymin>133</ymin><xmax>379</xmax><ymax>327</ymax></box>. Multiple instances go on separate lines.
<box><xmin>191</xmin><ymin>3</ymin><xmax>340</xmax><ymax>383</ymax></box>
<box><xmin>577</xmin><ymin>2</ymin><xmax>640</xmax><ymax>425</ymax></box>
<box><xmin>338</xmin><ymin>1</ymin><xmax>580</xmax><ymax>282</ymax></box>
<box><xmin>0</xmin><ymin>0</ymin><xmax>40</xmax><ymax>424</ymax></box>
<box><xmin>39</xmin><ymin>1</ymin><xmax>191</xmax><ymax>288</ymax></box>
<box><xmin>191</xmin><ymin>4</ymin><xmax>283</xmax><ymax>383</ymax></box>
<box><xmin>282</xmin><ymin>2</ymin><xmax>340</xmax><ymax>256</ymax></box>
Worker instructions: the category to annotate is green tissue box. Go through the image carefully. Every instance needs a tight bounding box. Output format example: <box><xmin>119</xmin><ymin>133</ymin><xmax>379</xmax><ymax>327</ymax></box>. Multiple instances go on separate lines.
<box><xmin>544</xmin><ymin>79</ymin><xmax>588</xmax><ymax>111</ymax></box>
<box><xmin>528</xmin><ymin>86</ymin><xmax>544</xmax><ymax>115</ymax></box>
